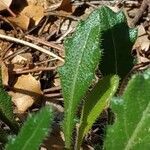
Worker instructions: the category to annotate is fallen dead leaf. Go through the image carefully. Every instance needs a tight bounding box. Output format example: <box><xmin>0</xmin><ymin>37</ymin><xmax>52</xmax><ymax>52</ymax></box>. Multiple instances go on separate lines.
<box><xmin>0</xmin><ymin>0</ymin><xmax>12</xmax><ymax>11</ymax></box>
<box><xmin>133</xmin><ymin>34</ymin><xmax>150</xmax><ymax>51</ymax></box>
<box><xmin>7</xmin><ymin>14</ymin><xmax>30</xmax><ymax>30</ymax></box>
<box><xmin>11</xmin><ymin>74</ymin><xmax>42</xmax><ymax>113</ymax></box>
<box><xmin>10</xmin><ymin>92</ymin><xmax>34</xmax><ymax>113</ymax></box>
<box><xmin>21</xmin><ymin>5</ymin><xmax>44</xmax><ymax>26</ymax></box>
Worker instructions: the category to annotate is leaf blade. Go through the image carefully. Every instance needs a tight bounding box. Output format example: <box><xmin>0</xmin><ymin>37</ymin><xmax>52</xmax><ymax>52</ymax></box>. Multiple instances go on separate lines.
<box><xmin>6</xmin><ymin>106</ymin><xmax>54</xmax><ymax>150</ymax></box>
<box><xmin>76</xmin><ymin>75</ymin><xmax>119</xmax><ymax>149</ymax></box>
<box><xmin>58</xmin><ymin>9</ymin><xmax>102</xmax><ymax>148</ymax></box>
<box><xmin>105</xmin><ymin>69</ymin><xmax>150</xmax><ymax>149</ymax></box>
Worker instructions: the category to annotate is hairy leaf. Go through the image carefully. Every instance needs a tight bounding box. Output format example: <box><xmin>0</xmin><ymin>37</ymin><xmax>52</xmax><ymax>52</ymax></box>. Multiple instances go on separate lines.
<box><xmin>99</xmin><ymin>6</ymin><xmax>137</xmax><ymax>78</ymax></box>
<box><xmin>0</xmin><ymin>72</ymin><xmax>18</xmax><ymax>133</ymax></box>
<box><xmin>76</xmin><ymin>75</ymin><xmax>119</xmax><ymax>149</ymax></box>
<box><xmin>105</xmin><ymin>69</ymin><xmax>150</xmax><ymax>149</ymax></box>
<box><xmin>6</xmin><ymin>106</ymin><xmax>54</xmax><ymax>150</ymax></box>
<box><xmin>58</xmin><ymin>8</ymin><xmax>102</xmax><ymax>148</ymax></box>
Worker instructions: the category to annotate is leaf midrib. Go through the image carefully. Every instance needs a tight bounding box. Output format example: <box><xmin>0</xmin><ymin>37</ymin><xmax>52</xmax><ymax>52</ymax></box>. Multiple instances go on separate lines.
<box><xmin>66</xmin><ymin>21</ymin><xmax>99</xmax><ymax>136</ymax></box>
<box><xmin>103</xmin><ymin>7</ymin><xmax>118</xmax><ymax>74</ymax></box>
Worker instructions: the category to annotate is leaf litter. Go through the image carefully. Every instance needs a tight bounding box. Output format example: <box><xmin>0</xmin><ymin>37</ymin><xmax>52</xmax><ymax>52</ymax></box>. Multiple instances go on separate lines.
<box><xmin>0</xmin><ymin>0</ymin><xmax>150</xmax><ymax>149</ymax></box>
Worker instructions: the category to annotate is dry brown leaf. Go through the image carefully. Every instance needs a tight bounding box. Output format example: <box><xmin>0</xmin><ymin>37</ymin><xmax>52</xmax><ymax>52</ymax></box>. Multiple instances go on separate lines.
<box><xmin>7</xmin><ymin>14</ymin><xmax>30</xmax><ymax>30</ymax></box>
<box><xmin>0</xmin><ymin>0</ymin><xmax>12</xmax><ymax>11</ymax></box>
<box><xmin>10</xmin><ymin>92</ymin><xmax>34</xmax><ymax>113</ymax></box>
<box><xmin>133</xmin><ymin>34</ymin><xmax>150</xmax><ymax>51</ymax></box>
<box><xmin>21</xmin><ymin>5</ymin><xmax>44</xmax><ymax>26</ymax></box>
<box><xmin>11</xmin><ymin>74</ymin><xmax>42</xmax><ymax>113</ymax></box>
<box><xmin>14</xmin><ymin>74</ymin><xmax>42</xmax><ymax>96</ymax></box>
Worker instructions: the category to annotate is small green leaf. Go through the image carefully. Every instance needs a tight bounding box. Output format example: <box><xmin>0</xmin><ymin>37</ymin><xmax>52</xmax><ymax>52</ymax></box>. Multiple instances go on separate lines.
<box><xmin>6</xmin><ymin>106</ymin><xmax>54</xmax><ymax>150</ymax></box>
<box><xmin>105</xmin><ymin>69</ymin><xmax>150</xmax><ymax>149</ymax></box>
<box><xmin>76</xmin><ymin>75</ymin><xmax>119</xmax><ymax>149</ymax></box>
<box><xmin>0</xmin><ymin>72</ymin><xmax>18</xmax><ymax>133</ymax></box>
<box><xmin>99</xmin><ymin>6</ymin><xmax>137</xmax><ymax>78</ymax></box>
<box><xmin>58</xmin><ymin>8</ymin><xmax>102</xmax><ymax>148</ymax></box>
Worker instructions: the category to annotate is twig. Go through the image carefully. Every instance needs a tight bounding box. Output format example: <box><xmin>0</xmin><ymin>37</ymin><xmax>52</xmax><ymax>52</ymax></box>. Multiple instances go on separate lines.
<box><xmin>0</xmin><ymin>34</ymin><xmax>64</xmax><ymax>62</ymax></box>
<box><xmin>2</xmin><ymin>43</ymin><xmax>13</xmax><ymax>58</ymax></box>
<box><xmin>34</xmin><ymin>58</ymin><xmax>57</xmax><ymax>65</ymax></box>
<box><xmin>43</xmin><ymin>86</ymin><xmax>61</xmax><ymax>93</ymax></box>
<box><xmin>44</xmin><ymin>93</ymin><xmax>62</xmax><ymax>98</ymax></box>
<box><xmin>13</xmin><ymin>66</ymin><xmax>57</xmax><ymax>74</ymax></box>
<box><xmin>25</xmin><ymin>35</ymin><xmax>64</xmax><ymax>51</ymax></box>
<box><xmin>56</xmin><ymin>27</ymin><xmax>73</xmax><ymax>43</ymax></box>
<box><xmin>73</xmin><ymin>0</ymin><xmax>115</xmax><ymax>6</ymax></box>
<box><xmin>0</xmin><ymin>0</ymin><xmax>16</xmax><ymax>17</ymax></box>
<box><xmin>130</xmin><ymin>0</ymin><xmax>150</xmax><ymax>27</ymax></box>
<box><xmin>3</xmin><ymin>47</ymin><xmax>29</xmax><ymax>60</ymax></box>
<box><xmin>44</xmin><ymin>11</ymin><xmax>79</xmax><ymax>21</ymax></box>
<box><xmin>86</xmin><ymin>2</ymin><xmax>98</xmax><ymax>8</ymax></box>
<box><xmin>38</xmin><ymin>17</ymin><xmax>49</xmax><ymax>35</ymax></box>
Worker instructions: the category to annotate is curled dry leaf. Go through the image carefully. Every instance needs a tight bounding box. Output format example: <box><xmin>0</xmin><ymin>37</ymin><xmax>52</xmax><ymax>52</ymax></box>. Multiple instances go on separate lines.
<box><xmin>11</xmin><ymin>74</ymin><xmax>42</xmax><ymax>113</ymax></box>
<box><xmin>0</xmin><ymin>0</ymin><xmax>12</xmax><ymax>11</ymax></box>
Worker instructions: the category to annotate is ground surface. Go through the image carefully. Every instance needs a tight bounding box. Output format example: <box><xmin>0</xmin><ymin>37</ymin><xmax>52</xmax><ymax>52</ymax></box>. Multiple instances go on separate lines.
<box><xmin>0</xmin><ymin>0</ymin><xmax>150</xmax><ymax>149</ymax></box>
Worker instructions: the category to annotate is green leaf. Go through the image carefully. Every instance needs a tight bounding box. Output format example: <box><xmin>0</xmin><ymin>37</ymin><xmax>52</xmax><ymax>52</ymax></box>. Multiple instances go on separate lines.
<box><xmin>6</xmin><ymin>106</ymin><xmax>54</xmax><ymax>150</ymax></box>
<box><xmin>105</xmin><ymin>69</ymin><xmax>150</xmax><ymax>149</ymax></box>
<box><xmin>99</xmin><ymin>6</ymin><xmax>137</xmax><ymax>79</ymax></box>
<box><xmin>58</xmin><ymin>8</ymin><xmax>102</xmax><ymax>148</ymax></box>
<box><xmin>0</xmin><ymin>72</ymin><xmax>18</xmax><ymax>133</ymax></box>
<box><xmin>76</xmin><ymin>75</ymin><xmax>119</xmax><ymax>150</ymax></box>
